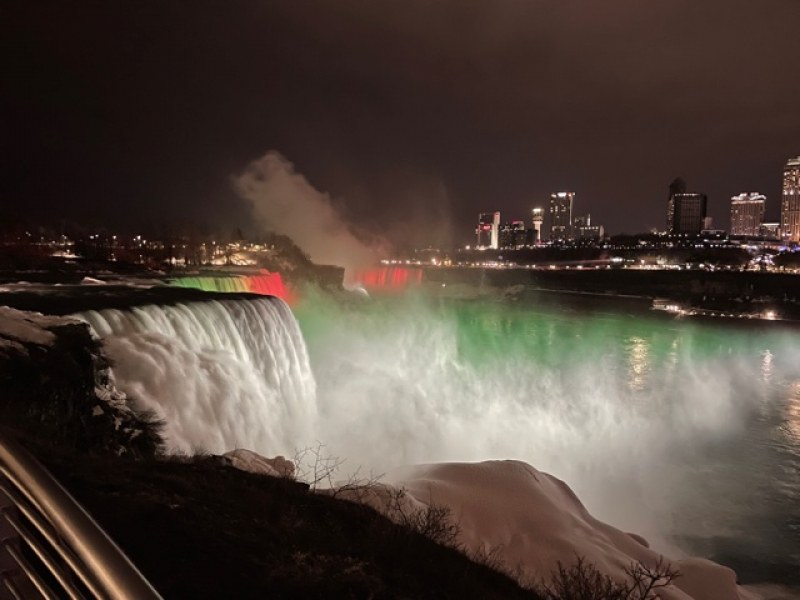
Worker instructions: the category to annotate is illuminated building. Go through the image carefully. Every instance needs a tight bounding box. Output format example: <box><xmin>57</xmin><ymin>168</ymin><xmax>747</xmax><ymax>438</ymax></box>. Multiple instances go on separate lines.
<box><xmin>729</xmin><ymin>193</ymin><xmax>766</xmax><ymax>237</ymax></box>
<box><xmin>759</xmin><ymin>222</ymin><xmax>780</xmax><ymax>240</ymax></box>
<box><xmin>573</xmin><ymin>214</ymin><xmax>589</xmax><ymax>229</ymax></box>
<box><xmin>667</xmin><ymin>179</ymin><xmax>707</xmax><ymax>235</ymax></box>
<box><xmin>499</xmin><ymin>220</ymin><xmax>527</xmax><ymax>249</ymax></box>
<box><xmin>549</xmin><ymin>192</ymin><xmax>574</xmax><ymax>241</ymax></box>
<box><xmin>498</xmin><ymin>222</ymin><xmax>512</xmax><ymax>248</ymax></box>
<box><xmin>573</xmin><ymin>214</ymin><xmax>604</xmax><ymax>241</ymax></box>
<box><xmin>531</xmin><ymin>208</ymin><xmax>544</xmax><ymax>243</ymax></box>
<box><xmin>476</xmin><ymin>212</ymin><xmax>501</xmax><ymax>249</ymax></box>
<box><xmin>476</xmin><ymin>213</ymin><xmax>492</xmax><ymax>248</ymax></box>
<box><xmin>781</xmin><ymin>156</ymin><xmax>800</xmax><ymax>242</ymax></box>
<box><xmin>512</xmin><ymin>221</ymin><xmax>527</xmax><ymax>248</ymax></box>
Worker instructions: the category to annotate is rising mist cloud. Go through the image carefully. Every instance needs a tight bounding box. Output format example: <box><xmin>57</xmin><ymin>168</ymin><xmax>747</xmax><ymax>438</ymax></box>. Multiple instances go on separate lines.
<box><xmin>234</xmin><ymin>151</ymin><xmax>383</xmax><ymax>271</ymax></box>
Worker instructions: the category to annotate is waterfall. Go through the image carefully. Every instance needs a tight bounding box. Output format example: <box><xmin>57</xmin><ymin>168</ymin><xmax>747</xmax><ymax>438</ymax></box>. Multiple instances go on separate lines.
<box><xmin>59</xmin><ymin>289</ymin><xmax>800</xmax><ymax>590</ymax></box>
<box><xmin>75</xmin><ymin>297</ymin><xmax>316</xmax><ymax>456</ymax></box>
<box><xmin>170</xmin><ymin>270</ymin><xmax>293</xmax><ymax>302</ymax></box>
<box><xmin>345</xmin><ymin>267</ymin><xmax>424</xmax><ymax>292</ymax></box>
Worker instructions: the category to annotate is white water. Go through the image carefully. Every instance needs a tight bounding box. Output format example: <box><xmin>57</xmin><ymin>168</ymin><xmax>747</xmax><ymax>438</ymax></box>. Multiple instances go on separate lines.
<box><xmin>292</xmin><ymin>291</ymin><xmax>800</xmax><ymax>582</ymax></box>
<box><xmin>77</xmin><ymin>298</ymin><xmax>316</xmax><ymax>455</ymax></box>
<box><xmin>75</xmin><ymin>292</ymin><xmax>800</xmax><ymax>590</ymax></box>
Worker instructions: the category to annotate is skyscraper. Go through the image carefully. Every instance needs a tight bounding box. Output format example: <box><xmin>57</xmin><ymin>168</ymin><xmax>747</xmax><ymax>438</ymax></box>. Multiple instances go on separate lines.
<box><xmin>531</xmin><ymin>208</ymin><xmax>544</xmax><ymax>243</ymax></box>
<box><xmin>499</xmin><ymin>220</ymin><xmax>527</xmax><ymax>249</ymax></box>
<box><xmin>490</xmin><ymin>211</ymin><xmax>500</xmax><ymax>249</ymax></box>
<box><xmin>573</xmin><ymin>214</ymin><xmax>604</xmax><ymax>241</ymax></box>
<box><xmin>730</xmin><ymin>193</ymin><xmax>766</xmax><ymax>237</ymax></box>
<box><xmin>549</xmin><ymin>192</ymin><xmax>574</xmax><ymax>241</ymax></box>
<box><xmin>667</xmin><ymin>179</ymin><xmax>707</xmax><ymax>235</ymax></box>
<box><xmin>476</xmin><ymin>212</ymin><xmax>501</xmax><ymax>249</ymax></box>
<box><xmin>666</xmin><ymin>178</ymin><xmax>685</xmax><ymax>231</ymax></box>
<box><xmin>781</xmin><ymin>157</ymin><xmax>800</xmax><ymax>242</ymax></box>
<box><xmin>511</xmin><ymin>220</ymin><xmax>527</xmax><ymax>248</ymax></box>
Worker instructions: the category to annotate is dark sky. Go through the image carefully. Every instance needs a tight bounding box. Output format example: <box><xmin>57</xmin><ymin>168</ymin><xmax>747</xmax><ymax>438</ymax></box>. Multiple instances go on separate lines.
<box><xmin>3</xmin><ymin>1</ymin><xmax>800</xmax><ymax>248</ymax></box>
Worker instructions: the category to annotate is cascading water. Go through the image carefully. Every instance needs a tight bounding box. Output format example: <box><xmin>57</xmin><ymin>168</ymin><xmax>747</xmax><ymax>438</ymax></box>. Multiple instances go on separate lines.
<box><xmin>170</xmin><ymin>270</ymin><xmax>293</xmax><ymax>303</ymax></box>
<box><xmin>73</xmin><ymin>287</ymin><xmax>800</xmax><ymax>588</ymax></box>
<box><xmin>76</xmin><ymin>297</ymin><xmax>316</xmax><ymax>456</ymax></box>
<box><xmin>345</xmin><ymin>266</ymin><xmax>424</xmax><ymax>293</ymax></box>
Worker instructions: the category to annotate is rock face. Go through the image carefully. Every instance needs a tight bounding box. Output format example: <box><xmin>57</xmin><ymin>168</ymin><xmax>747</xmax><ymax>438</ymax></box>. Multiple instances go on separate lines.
<box><xmin>0</xmin><ymin>307</ymin><xmax>162</xmax><ymax>457</ymax></box>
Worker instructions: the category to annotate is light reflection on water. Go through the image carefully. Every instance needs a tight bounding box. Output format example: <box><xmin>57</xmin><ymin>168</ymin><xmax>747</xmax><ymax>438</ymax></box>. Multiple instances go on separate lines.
<box><xmin>761</xmin><ymin>349</ymin><xmax>775</xmax><ymax>383</ymax></box>
<box><xmin>506</xmin><ymin>308</ymin><xmax>798</xmax><ymax>587</ymax></box>
<box><xmin>784</xmin><ymin>382</ymin><xmax>800</xmax><ymax>446</ymax></box>
<box><xmin>626</xmin><ymin>336</ymin><xmax>650</xmax><ymax>392</ymax></box>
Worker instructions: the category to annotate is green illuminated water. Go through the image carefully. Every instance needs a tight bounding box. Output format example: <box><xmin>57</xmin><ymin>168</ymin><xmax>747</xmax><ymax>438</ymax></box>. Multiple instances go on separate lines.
<box><xmin>294</xmin><ymin>289</ymin><xmax>800</xmax><ymax>588</ymax></box>
<box><xmin>171</xmin><ymin>276</ymin><xmax>250</xmax><ymax>293</ymax></box>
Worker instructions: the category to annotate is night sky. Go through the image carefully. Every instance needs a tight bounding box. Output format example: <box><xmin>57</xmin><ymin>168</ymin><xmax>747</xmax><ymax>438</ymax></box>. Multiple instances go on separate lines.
<box><xmin>3</xmin><ymin>1</ymin><xmax>800</xmax><ymax>249</ymax></box>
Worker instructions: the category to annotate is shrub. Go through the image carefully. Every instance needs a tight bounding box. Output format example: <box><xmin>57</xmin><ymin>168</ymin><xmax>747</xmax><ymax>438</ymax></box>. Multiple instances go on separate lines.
<box><xmin>536</xmin><ymin>555</ymin><xmax>679</xmax><ymax>600</ymax></box>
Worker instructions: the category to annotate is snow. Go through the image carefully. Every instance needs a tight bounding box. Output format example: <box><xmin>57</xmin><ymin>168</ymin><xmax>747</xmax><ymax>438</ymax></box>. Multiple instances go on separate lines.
<box><xmin>80</xmin><ymin>277</ymin><xmax>107</xmax><ymax>285</ymax></box>
<box><xmin>344</xmin><ymin>460</ymin><xmax>758</xmax><ymax>600</ymax></box>
<box><xmin>224</xmin><ymin>449</ymin><xmax>765</xmax><ymax>598</ymax></box>
<box><xmin>0</xmin><ymin>306</ymin><xmax>76</xmax><ymax>347</ymax></box>
<box><xmin>224</xmin><ymin>449</ymin><xmax>295</xmax><ymax>478</ymax></box>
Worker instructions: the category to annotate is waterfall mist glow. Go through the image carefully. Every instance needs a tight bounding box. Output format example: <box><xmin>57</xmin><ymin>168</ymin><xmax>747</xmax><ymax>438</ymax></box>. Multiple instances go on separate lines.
<box><xmin>234</xmin><ymin>152</ymin><xmax>384</xmax><ymax>272</ymax></box>
<box><xmin>76</xmin><ymin>289</ymin><xmax>800</xmax><ymax>569</ymax></box>
<box><xmin>344</xmin><ymin>267</ymin><xmax>424</xmax><ymax>293</ymax></box>
<box><xmin>293</xmin><ymin>290</ymin><xmax>800</xmax><ymax>560</ymax></box>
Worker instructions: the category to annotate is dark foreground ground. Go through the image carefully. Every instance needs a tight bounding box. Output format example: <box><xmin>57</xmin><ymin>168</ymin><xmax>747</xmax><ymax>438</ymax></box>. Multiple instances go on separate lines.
<box><xmin>26</xmin><ymin>441</ymin><xmax>536</xmax><ymax>600</ymax></box>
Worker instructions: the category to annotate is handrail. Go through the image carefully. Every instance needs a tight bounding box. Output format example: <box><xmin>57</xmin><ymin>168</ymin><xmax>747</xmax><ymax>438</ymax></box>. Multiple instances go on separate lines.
<box><xmin>0</xmin><ymin>434</ymin><xmax>161</xmax><ymax>600</ymax></box>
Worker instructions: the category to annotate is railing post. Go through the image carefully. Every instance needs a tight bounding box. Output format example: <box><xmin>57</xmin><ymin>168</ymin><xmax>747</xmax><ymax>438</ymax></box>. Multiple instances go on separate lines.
<box><xmin>0</xmin><ymin>433</ymin><xmax>161</xmax><ymax>600</ymax></box>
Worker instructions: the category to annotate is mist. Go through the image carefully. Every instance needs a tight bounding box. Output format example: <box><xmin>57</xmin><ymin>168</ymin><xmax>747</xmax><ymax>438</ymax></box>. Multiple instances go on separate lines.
<box><xmin>294</xmin><ymin>290</ymin><xmax>796</xmax><ymax>550</ymax></box>
<box><xmin>234</xmin><ymin>151</ymin><xmax>384</xmax><ymax>272</ymax></box>
<box><xmin>77</xmin><ymin>288</ymin><xmax>800</xmax><ymax>561</ymax></box>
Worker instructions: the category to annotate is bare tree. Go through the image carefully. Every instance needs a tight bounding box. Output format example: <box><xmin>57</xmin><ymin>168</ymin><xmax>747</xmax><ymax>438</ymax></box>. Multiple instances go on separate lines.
<box><xmin>536</xmin><ymin>555</ymin><xmax>679</xmax><ymax>600</ymax></box>
<box><xmin>293</xmin><ymin>442</ymin><xmax>345</xmax><ymax>491</ymax></box>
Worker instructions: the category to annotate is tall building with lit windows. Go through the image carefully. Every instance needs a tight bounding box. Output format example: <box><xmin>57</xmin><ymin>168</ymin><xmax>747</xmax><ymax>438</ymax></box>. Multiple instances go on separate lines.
<box><xmin>730</xmin><ymin>193</ymin><xmax>766</xmax><ymax>237</ymax></box>
<box><xmin>667</xmin><ymin>178</ymin><xmax>706</xmax><ymax>235</ymax></box>
<box><xmin>549</xmin><ymin>192</ymin><xmax>574</xmax><ymax>241</ymax></box>
<box><xmin>781</xmin><ymin>157</ymin><xmax>800</xmax><ymax>242</ymax></box>
<box><xmin>499</xmin><ymin>220</ymin><xmax>527</xmax><ymax>249</ymax></box>
<box><xmin>531</xmin><ymin>208</ymin><xmax>544</xmax><ymax>243</ymax></box>
<box><xmin>476</xmin><ymin>212</ymin><xmax>501</xmax><ymax>249</ymax></box>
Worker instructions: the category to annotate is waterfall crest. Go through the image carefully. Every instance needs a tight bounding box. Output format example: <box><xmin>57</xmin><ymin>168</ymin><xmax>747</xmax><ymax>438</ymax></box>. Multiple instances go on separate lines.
<box><xmin>170</xmin><ymin>270</ymin><xmax>292</xmax><ymax>302</ymax></box>
<box><xmin>76</xmin><ymin>297</ymin><xmax>316</xmax><ymax>456</ymax></box>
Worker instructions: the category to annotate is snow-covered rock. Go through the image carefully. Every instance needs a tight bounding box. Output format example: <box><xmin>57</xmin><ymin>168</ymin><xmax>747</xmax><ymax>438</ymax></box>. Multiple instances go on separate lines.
<box><xmin>80</xmin><ymin>277</ymin><xmax>107</xmax><ymax>285</ymax></box>
<box><xmin>0</xmin><ymin>306</ymin><xmax>70</xmax><ymax>351</ymax></box>
<box><xmin>341</xmin><ymin>460</ymin><xmax>755</xmax><ymax>600</ymax></box>
<box><xmin>224</xmin><ymin>449</ymin><xmax>295</xmax><ymax>478</ymax></box>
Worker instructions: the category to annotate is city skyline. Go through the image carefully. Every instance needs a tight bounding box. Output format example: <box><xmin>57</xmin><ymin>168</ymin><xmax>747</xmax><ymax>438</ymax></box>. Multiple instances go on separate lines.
<box><xmin>3</xmin><ymin>1</ymin><xmax>800</xmax><ymax>251</ymax></box>
<box><xmin>469</xmin><ymin>157</ymin><xmax>799</xmax><ymax>246</ymax></box>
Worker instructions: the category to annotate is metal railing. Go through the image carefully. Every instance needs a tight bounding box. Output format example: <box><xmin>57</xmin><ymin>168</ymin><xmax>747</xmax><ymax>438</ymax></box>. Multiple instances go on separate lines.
<box><xmin>0</xmin><ymin>434</ymin><xmax>161</xmax><ymax>599</ymax></box>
